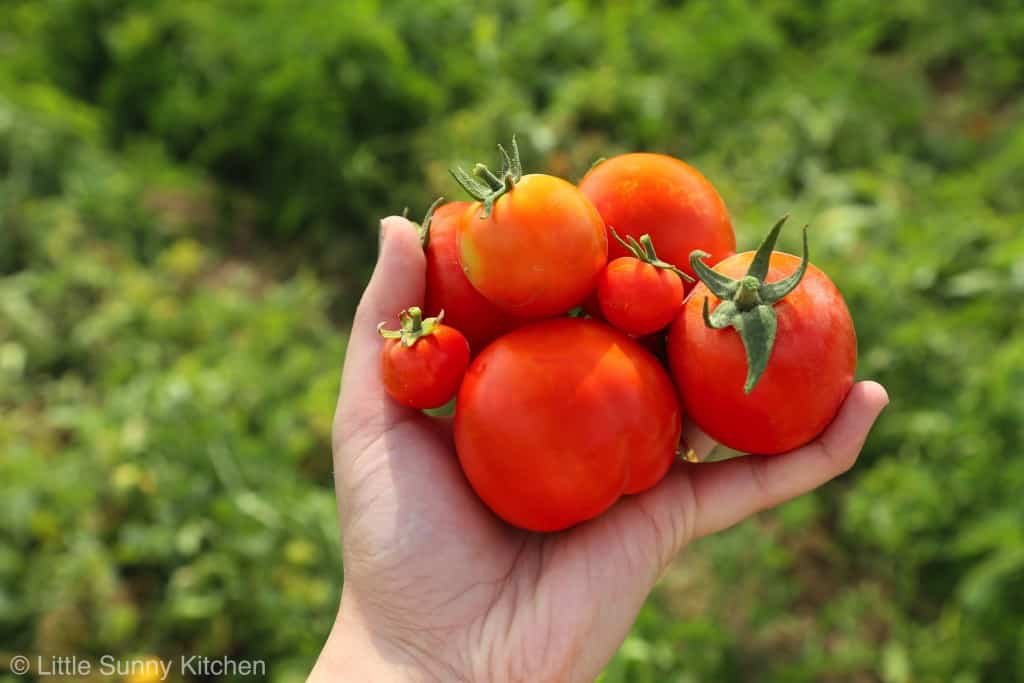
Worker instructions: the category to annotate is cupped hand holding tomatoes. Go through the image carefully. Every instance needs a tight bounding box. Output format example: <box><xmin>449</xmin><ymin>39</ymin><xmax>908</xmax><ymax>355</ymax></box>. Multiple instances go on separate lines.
<box><xmin>455</xmin><ymin>318</ymin><xmax>681</xmax><ymax>532</ymax></box>
<box><xmin>452</xmin><ymin>138</ymin><xmax>607</xmax><ymax>319</ymax></box>
<box><xmin>667</xmin><ymin>217</ymin><xmax>857</xmax><ymax>455</ymax></box>
<box><xmin>597</xmin><ymin>228</ymin><xmax>693</xmax><ymax>336</ymax></box>
<box><xmin>379</xmin><ymin>306</ymin><xmax>470</xmax><ymax>409</ymax></box>
<box><xmin>580</xmin><ymin>153</ymin><xmax>735</xmax><ymax>286</ymax></box>
<box><xmin>323</xmin><ymin>210</ymin><xmax>890</xmax><ymax>683</ymax></box>
<box><xmin>418</xmin><ymin>198</ymin><xmax>526</xmax><ymax>353</ymax></box>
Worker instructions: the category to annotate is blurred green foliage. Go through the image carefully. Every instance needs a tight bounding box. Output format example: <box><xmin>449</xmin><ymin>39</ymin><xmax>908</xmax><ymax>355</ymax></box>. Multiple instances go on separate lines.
<box><xmin>2</xmin><ymin>0</ymin><xmax>1023</xmax><ymax>681</ymax></box>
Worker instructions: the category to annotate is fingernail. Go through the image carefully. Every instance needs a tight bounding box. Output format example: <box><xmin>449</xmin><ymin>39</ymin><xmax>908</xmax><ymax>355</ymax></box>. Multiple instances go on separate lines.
<box><xmin>378</xmin><ymin>219</ymin><xmax>389</xmax><ymax>249</ymax></box>
<box><xmin>875</xmin><ymin>382</ymin><xmax>891</xmax><ymax>410</ymax></box>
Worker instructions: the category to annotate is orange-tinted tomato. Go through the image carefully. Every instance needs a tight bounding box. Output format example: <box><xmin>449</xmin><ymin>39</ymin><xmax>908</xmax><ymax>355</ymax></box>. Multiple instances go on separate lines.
<box><xmin>455</xmin><ymin>318</ymin><xmax>682</xmax><ymax>532</ymax></box>
<box><xmin>579</xmin><ymin>153</ymin><xmax>735</xmax><ymax>287</ymax></box>
<box><xmin>457</xmin><ymin>174</ymin><xmax>607</xmax><ymax>319</ymax></box>
<box><xmin>667</xmin><ymin>252</ymin><xmax>856</xmax><ymax>454</ymax></box>
<box><xmin>381</xmin><ymin>324</ymin><xmax>470</xmax><ymax>409</ymax></box>
<box><xmin>597</xmin><ymin>256</ymin><xmax>685</xmax><ymax>336</ymax></box>
<box><xmin>424</xmin><ymin>201</ymin><xmax>525</xmax><ymax>353</ymax></box>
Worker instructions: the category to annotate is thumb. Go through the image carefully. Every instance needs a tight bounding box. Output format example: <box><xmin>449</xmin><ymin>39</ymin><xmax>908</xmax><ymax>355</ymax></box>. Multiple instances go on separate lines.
<box><xmin>334</xmin><ymin>216</ymin><xmax>426</xmax><ymax>448</ymax></box>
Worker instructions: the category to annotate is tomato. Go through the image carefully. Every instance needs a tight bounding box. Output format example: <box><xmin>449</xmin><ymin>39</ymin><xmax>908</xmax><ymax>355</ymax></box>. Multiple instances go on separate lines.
<box><xmin>667</xmin><ymin>218</ymin><xmax>856</xmax><ymax>455</ymax></box>
<box><xmin>579</xmin><ymin>153</ymin><xmax>735</xmax><ymax>287</ymax></box>
<box><xmin>420</xmin><ymin>199</ymin><xmax>525</xmax><ymax>353</ymax></box>
<box><xmin>596</xmin><ymin>229</ymin><xmax>690</xmax><ymax>336</ymax></box>
<box><xmin>454</xmin><ymin>318</ymin><xmax>682</xmax><ymax>532</ymax></box>
<box><xmin>452</xmin><ymin>139</ymin><xmax>607</xmax><ymax>319</ymax></box>
<box><xmin>379</xmin><ymin>307</ymin><xmax>470</xmax><ymax>409</ymax></box>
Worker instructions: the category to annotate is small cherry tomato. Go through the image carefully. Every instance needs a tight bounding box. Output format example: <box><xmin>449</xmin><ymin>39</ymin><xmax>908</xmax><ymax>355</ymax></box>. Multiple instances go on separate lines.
<box><xmin>579</xmin><ymin>153</ymin><xmax>735</xmax><ymax>287</ymax></box>
<box><xmin>418</xmin><ymin>198</ymin><xmax>526</xmax><ymax>353</ymax></box>
<box><xmin>667</xmin><ymin>217</ymin><xmax>856</xmax><ymax>455</ymax></box>
<box><xmin>452</xmin><ymin>138</ymin><xmax>607</xmax><ymax>319</ymax></box>
<box><xmin>455</xmin><ymin>318</ymin><xmax>682</xmax><ymax>532</ymax></box>
<box><xmin>597</xmin><ymin>228</ymin><xmax>693</xmax><ymax>336</ymax></box>
<box><xmin>379</xmin><ymin>307</ymin><xmax>470</xmax><ymax>409</ymax></box>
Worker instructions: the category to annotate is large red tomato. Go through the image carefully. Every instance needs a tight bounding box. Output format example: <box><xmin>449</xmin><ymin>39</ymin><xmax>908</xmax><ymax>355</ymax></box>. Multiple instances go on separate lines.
<box><xmin>667</xmin><ymin>220</ymin><xmax>856</xmax><ymax>455</ymax></box>
<box><xmin>579</xmin><ymin>153</ymin><xmax>735</xmax><ymax>287</ymax></box>
<box><xmin>455</xmin><ymin>318</ymin><xmax>681</xmax><ymax>532</ymax></box>
<box><xmin>422</xmin><ymin>200</ymin><xmax>525</xmax><ymax>353</ymax></box>
<box><xmin>453</xmin><ymin>140</ymin><xmax>607</xmax><ymax>319</ymax></box>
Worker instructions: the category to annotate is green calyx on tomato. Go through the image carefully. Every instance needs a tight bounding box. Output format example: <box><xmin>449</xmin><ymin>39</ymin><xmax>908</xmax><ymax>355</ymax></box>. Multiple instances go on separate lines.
<box><xmin>378</xmin><ymin>306</ymin><xmax>445</xmax><ymax>348</ymax></box>
<box><xmin>608</xmin><ymin>226</ymin><xmax>694</xmax><ymax>284</ymax></box>
<box><xmin>415</xmin><ymin>196</ymin><xmax>445</xmax><ymax>249</ymax></box>
<box><xmin>689</xmin><ymin>215</ymin><xmax>809</xmax><ymax>394</ymax></box>
<box><xmin>449</xmin><ymin>136</ymin><xmax>523</xmax><ymax>217</ymax></box>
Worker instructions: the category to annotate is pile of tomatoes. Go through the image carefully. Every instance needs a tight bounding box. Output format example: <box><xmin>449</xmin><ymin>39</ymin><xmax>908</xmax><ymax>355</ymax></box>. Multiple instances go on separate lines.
<box><xmin>379</xmin><ymin>140</ymin><xmax>857</xmax><ymax>532</ymax></box>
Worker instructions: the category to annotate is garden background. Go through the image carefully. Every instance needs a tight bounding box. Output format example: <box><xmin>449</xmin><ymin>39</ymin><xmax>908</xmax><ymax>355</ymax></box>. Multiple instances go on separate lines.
<box><xmin>2</xmin><ymin>1</ymin><xmax>1024</xmax><ymax>681</ymax></box>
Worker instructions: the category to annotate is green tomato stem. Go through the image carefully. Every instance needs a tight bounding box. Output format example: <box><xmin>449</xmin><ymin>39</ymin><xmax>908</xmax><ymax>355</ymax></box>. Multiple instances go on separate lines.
<box><xmin>449</xmin><ymin>137</ymin><xmax>523</xmax><ymax>218</ymax></box>
<box><xmin>689</xmin><ymin>216</ymin><xmax>810</xmax><ymax>393</ymax></box>
<box><xmin>416</xmin><ymin>197</ymin><xmax>445</xmax><ymax>249</ymax></box>
<box><xmin>378</xmin><ymin>307</ymin><xmax>444</xmax><ymax>347</ymax></box>
<box><xmin>608</xmin><ymin>226</ymin><xmax>694</xmax><ymax>283</ymax></box>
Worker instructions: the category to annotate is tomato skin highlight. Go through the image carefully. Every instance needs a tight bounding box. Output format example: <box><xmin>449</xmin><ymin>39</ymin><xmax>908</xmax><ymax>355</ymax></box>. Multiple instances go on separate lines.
<box><xmin>457</xmin><ymin>174</ymin><xmax>608</xmax><ymax>319</ymax></box>
<box><xmin>667</xmin><ymin>251</ymin><xmax>856</xmax><ymax>455</ymax></box>
<box><xmin>381</xmin><ymin>325</ymin><xmax>470</xmax><ymax>409</ymax></box>
<box><xmin>455</xmin><ymin>318</ymin><xmax>682</xmax><ymax>532</ymax></box>
<box><xmin>424</xmin><ymin>201</ymin><xmax>525</xmax><ymax>353</ymax></box>
<box><xmin>597</xmin><ymin>256</ymin><xmax>685</xmax><ymax>336</ymax></box>
<box><xmin>579</xmin><ymin>153</ymin><xmax>735</xmax><ymax>287</ymax></box>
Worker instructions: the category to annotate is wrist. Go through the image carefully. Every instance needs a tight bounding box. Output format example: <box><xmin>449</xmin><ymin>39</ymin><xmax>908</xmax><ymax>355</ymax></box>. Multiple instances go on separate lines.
<box><xmin>310</xmin><ymin>595</ymin><xmax>465</xmax><ymax>683</ymax></box>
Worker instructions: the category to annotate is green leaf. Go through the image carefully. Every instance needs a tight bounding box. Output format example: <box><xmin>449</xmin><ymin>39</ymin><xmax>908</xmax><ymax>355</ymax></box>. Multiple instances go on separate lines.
<box><xmin>690</xmin><ymin>250</ymin><xmax>739</xmax><ymax>300</ymax></box>
<box><xmin>761</xmin><ymin>227</ymin><xmax>810</xmax><ymax>303</ymax></box>
<box><xmin>733</xmin><ymin>305</ymin><xmax>778</xmax><ymax>394</ymax></box>
<box><xmin>746</xmin><ymin>215</ymin><xmax>788</xmax><ymax>281</ymax></box>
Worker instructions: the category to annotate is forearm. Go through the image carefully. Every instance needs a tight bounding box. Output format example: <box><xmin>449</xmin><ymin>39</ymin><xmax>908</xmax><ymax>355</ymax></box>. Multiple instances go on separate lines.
<box><xmin>310</xmin><ymin>598</ymin><xmax>467</xmax><ymax>683</ymax></box>
<box><xmin>310</xmin><ymin>617</ymin><xmax>408</xmax><ymax>682</ymax></box>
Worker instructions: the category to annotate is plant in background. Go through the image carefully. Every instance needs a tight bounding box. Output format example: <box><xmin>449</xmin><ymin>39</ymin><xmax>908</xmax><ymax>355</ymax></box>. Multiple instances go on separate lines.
<box><xmin>2</xmin><ymin>0</ymin><xmax>1024</xmax><ymax>680</ymax></box>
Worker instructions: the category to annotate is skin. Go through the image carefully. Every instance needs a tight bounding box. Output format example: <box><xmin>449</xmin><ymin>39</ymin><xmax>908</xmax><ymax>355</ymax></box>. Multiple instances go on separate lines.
<box><xmin>597</xmin><ymin>256</ymin><xmax>685</xmax><ymax>336</ymax></box>
<box><xmin>668</xmin><ymin>251</ymin><xmax>857</xmax><ymax>455</ymax></box>
<box><xmin>579</xmin><ymin>153</ymin><xmax>735</xmax><ymax>287</ymax></box>
<box><xmin>312</xmin><ymin>216</ymin><xmax>888</xmax><ymax>683</ymax></box>
<box><xmin>458</xmin><ymin>174</ymin><xmax>608</xmax><ymax>319</ymax></box>
<box><xmin>380</xmin><ymin>324</ymin><xmax>470</xmax><ymax>410</ymax></box>
<box><xmin>455</xmin><ymin>318</ymin><xmax>681</xmax><ymax>532</ymax></box>
<box><xmin>424</xmin><ymin>201</ymin><xmax>525</xmax><ymax>353</ymax></box>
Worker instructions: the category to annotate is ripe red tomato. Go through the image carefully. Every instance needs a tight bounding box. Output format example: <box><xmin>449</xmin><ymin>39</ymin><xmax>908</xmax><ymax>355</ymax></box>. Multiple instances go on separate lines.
<box><xmin>454</xmin><ymin>318</ymin><xmax>682</xmax><ymax>532</ymax></box>
<box><xmin>379</xmin><ymin>307</ymin><xmax>470</xmax><ymax>409</ymax></box>
<box><xmin>579</xmin><ymin>153</ymin><xmax>735</xmax><ymax>287</ymax></box>
<box><xmin>453</xmin><ymin>140</ymin><xmax>607</xmax><ymax>319</ymax></box>
<box><xmin>421</xmin><ymin>199</ymin><xmax>525</xmax><ymax>353</ymax></box>
<box><xmin>667</xmin><ymin>220</ymin><xmax>856</xmax><ymax>454</ymax></box>
<box><xmin>597</xmin><ymin>230</ymin><xmax>690</xmax><ymax>336</ymax></box>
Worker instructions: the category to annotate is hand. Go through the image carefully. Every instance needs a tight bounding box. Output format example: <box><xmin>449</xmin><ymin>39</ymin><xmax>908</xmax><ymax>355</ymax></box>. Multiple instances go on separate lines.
<box><xmin>310</xmin><ymin>216</ymin><xmax>890</xmax><ymax>683</ymax></box>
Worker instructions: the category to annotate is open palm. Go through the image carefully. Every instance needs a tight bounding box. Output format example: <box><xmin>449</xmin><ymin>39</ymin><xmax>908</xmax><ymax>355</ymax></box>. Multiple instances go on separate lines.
<box><xmin>311</xmin><ymin>217</ymin><xmax>888</xmax><ymax>683</ymax></box>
